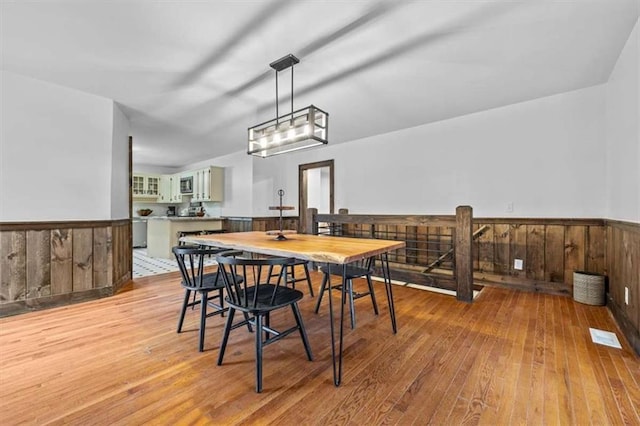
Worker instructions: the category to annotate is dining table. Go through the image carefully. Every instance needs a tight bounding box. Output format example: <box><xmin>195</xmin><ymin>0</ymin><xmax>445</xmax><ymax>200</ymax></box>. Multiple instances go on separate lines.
<box><xmin>181</xmin><ymin>230</ymin><xmax>406</xmax><ymax>386</ymax></box>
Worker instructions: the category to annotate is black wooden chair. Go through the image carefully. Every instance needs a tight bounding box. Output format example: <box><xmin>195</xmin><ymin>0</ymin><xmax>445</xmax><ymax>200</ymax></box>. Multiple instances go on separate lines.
<box><xmin>173</xmin><ymin>245</ymin><xmax>243</xmax><ymax>352</ymax></box>
<box><xmin>314</xmin><ymin>256</ymin><xmax>379</xmax><ymax>329</ymax></box>
<box><xmin>267</xmin><ymin>259</ymin><xmax>315</xmax><ymax>297</ymax></box>
<box><xmin>215</xmin><ymin>252</ymin><xmax>313</xmax><ymax>393</ymax></box>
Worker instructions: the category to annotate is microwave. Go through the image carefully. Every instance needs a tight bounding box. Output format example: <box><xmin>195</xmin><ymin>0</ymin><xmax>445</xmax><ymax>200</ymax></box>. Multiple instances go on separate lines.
<box><xmin>180</xmin><ymin>176</ymin><xmax>193</xmax><ymax>194</ymax></box>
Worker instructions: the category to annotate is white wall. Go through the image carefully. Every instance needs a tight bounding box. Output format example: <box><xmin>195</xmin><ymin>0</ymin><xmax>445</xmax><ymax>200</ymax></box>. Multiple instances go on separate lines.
<box><xmin>111</xmin><ymin>103</ymin><xmax>130</xmax><ymax>219</ymax></box>
<box><xmin>1</xmin><ymin>71</ymin><xmax>125</xmax><ymax>221</ymax></box>
<box><xmin>184</xmin><ymin>150</ymin><xmax>253</xmax><ymax>217</ymax></box>
<box><xmin>306</xmin><ymin>167</ymin><xmax>331</xmax><ymax>213</ymax></box>
<box><xmin>253</xmin><ymin>84</ymin><xmax>606</xmax><ymax>218</ymax></box>
<box><xmin>605</xmin><ymin>17</ymin><xmax>640</xmax><ymax>223</ymax></box>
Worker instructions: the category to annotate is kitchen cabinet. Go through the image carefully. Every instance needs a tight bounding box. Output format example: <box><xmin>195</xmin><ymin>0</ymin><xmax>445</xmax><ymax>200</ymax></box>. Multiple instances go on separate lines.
<box><xmin>157</xmin><ymin>175</ymin><xmax>172</xmax><ymax>202</ymax></box>
<box><xmin>146</xmin><ymin>217</ymin><xmax>224</xmax><ymax>258</ymax></box>
<box><xmin>191</xmin><ymin>166</ymin><xmax>224</xmax><ymax>202</ymax></box>
<box><xmin>132</xmin><ymin>174</ymin><xmax>160</xmax><ymax>199</ymax></box>
<box><xmin>169</xmin><ymin>174</ymin><xmax>183</xmax><ymax>203</ymax></box>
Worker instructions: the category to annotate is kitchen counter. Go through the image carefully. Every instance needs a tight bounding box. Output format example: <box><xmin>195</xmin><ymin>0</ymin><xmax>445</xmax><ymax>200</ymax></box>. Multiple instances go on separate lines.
<box><xmin>146</xmin><ymin>217</ymin><xmax>225</xmax><ymax>259</ymax></box>
<box><xmin>147</xmin><ymin>216</ymin><xmax>224</xmax><ymax>221</ymax></box>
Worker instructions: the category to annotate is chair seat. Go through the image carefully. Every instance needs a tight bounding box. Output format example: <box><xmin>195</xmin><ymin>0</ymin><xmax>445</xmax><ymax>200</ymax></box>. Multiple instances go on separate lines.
<box><xmin>227</xmin><ymin>284</ymin><xmax>304</xmax><ymax>313</ymax></box>
<box><xmin>316</xmin><ymin>259</ymin><xmax>378</xmax><ymax>330</ymax></box>
<box><xmin>319</xmin><ymin>263</ymin><xmax>372</xmax><ymax>279</ymax></box>
<box><xmin>180</xmin><ymin>272</ymin><xmax>242</xmax><ymax>292</ymax></box>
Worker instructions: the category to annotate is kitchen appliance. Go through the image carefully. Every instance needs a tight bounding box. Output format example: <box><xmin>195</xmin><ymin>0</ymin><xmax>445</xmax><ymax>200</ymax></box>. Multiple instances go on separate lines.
<box><xmin>185</xmin><ymin>201</ymin><xmax>203</xmax><ymax>217</ymax></box>
<box><xmin>180</xmin><ymin>176</ymin><xmax>193</xmax><ymax>194</ymax></box>
<box><xmin>166</xmin><ymin>206</ymin><xmax>176</xmax><ymax>216</ymax></box>
<box><xmin>132</xmin><ymin>219</ymin><xmax>147</xmax><ymax>248</ymax></box>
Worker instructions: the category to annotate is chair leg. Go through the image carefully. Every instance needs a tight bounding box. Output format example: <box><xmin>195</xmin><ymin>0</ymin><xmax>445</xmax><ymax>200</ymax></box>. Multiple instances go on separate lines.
<box><xmin>218</xmin><ymin>288</ymin><xmax>225</xmax><ymax>317</ymax></box>
<box><xmin>366</xmin><ymin>274</ymin><xmax>379</xmax><ymax>315</ymax></box>
<box><xmin>217</xmin><ymin>308</ymin><xmax>235</xmax><ymax>366</ymax></box>
<box><xmin>255</xmin><ymin>314</ymin><xmax>264</xmax><ymax>393</ymax></box>
<box><xmin>243</xmin><ymin>312</ymin><xmax>254</xmax><ymax>333</ymax></box>
<box><xmin>314</xmin><ymin>273</ymin><xmax>329</xmax><ymax>313</ymax></box>
<box><xmin>288</xmin><ymin>265</ymin><xmax>296</xmax><ymax>290</ymax></box>
<box><xmin>198</xmin><ymin>290</ymin><xmax>208</xmax><ymax>352</ymax></box>
<box><xmin>347</xmin><ymin>279</ymin><xmax>357</xmax><ymax>329</ymax></box>
<box><xmin>191</xmin><ymin>291</ymin><xmax>197</xmax><ymax>310</ymax></box>
<box><xmin>264</xmin><ymin>312</ymin><xmax>270</xmax><ymax>340</ymax></box>
<box><xmin>177</xmin><ymin>289</ymin><xmax>191</xmax><ymax>333</ymax></box>
<box><xmin>291</xmin><ymin>303</ymin><xmax>313</xmax><ymax>361</ymax></box>
<box><xmin>302</xmin><ymin>262</ymin><xmax>314</xmax><ymax>297</ymax></box>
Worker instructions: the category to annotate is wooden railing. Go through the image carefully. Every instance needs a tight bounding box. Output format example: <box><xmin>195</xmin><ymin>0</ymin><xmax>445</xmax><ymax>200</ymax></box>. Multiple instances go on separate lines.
<box><xmin>305</xmin><ymin>206</ymin><xmax>475</xmax><ymax>302</ymax></box>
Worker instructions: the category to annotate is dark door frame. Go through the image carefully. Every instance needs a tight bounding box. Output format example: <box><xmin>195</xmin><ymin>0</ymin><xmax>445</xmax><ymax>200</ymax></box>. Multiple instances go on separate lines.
<box><xmin>298</xmin><ymin>159</ymin><xmax>334</xmax><ymax>233</ymax></box>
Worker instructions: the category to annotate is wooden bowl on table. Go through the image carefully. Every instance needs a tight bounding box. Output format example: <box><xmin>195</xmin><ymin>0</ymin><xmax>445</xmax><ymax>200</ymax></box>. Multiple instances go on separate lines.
<box><xmin>138</xmin><ymin>209</ymin><xmax>153</xmax><ymax>216</ymax></box>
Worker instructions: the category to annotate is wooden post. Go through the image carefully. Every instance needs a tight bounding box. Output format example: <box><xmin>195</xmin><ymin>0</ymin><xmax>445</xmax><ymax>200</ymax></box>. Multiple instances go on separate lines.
<box><xmin>305</xmin><ymin>208</ymin><xmax>318</xmax><ymax>235</ymax></box>
<box><xmin>338</xmin><ymin>208</ymin><xmax>348</xmax><ymax>236</ymax></box>
<box><xmin>455</xmin><ymin>205</ymin><xmax>473</xmax><ymax>303</ymax></box>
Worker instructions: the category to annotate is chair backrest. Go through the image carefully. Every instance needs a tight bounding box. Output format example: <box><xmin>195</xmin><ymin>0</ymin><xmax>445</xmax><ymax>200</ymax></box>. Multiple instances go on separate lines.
<box><xmin>172</xmin><ymin>245</ymin><xmax>227</xmax><ymax>289</ymax></box>
<box><xmin>215</xmin><ymin>253</ymin><xmax>297</xmax><ymax>309</ymax></box>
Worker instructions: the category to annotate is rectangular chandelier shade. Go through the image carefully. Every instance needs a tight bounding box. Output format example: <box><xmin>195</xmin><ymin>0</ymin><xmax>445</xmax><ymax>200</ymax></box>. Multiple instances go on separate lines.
<box><xmin>247</xmin><ymin>105</ymin><xmax>328</xmax><ymax>158</ymax></box>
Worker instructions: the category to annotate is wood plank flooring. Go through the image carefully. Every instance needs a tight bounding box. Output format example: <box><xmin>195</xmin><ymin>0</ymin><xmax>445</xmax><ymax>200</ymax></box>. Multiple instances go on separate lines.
<box><xmin>1</xmin><ymin>269</ymin><xmax>638</xmax><ymax>425</ymax></box>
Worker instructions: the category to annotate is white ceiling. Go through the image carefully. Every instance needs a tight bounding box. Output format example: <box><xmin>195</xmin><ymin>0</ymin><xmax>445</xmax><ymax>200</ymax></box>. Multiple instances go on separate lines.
<box><xmin>2</xmin><ymin>0</ymin><xmax>638</xmax><ymax>168</ymax></box>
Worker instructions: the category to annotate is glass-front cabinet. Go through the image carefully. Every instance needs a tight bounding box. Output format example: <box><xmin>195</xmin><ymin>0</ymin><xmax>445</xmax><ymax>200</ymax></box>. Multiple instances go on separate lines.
<box><xmin>132</xmin><ymin>174</ymin><xmax>160</xmax><ymax>199</ymax></box>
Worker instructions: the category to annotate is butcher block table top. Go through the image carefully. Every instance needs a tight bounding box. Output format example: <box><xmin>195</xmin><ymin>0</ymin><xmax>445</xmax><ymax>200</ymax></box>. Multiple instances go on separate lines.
<box><xmin>180</xmin><ymin>231</ymin><xmax>405</xmax><ymax>264</ymax></box>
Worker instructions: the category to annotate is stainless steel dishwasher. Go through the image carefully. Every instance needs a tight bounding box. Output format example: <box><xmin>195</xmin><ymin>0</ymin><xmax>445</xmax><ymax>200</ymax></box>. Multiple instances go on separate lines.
<box><xmin>132</xmin><ymin>219</ymin><xmax>148</xmax><ymax>248</ymax></box>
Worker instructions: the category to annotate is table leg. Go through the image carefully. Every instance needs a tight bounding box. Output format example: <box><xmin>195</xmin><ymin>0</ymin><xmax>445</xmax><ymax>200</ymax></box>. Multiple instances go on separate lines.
<box><xmin>381</xmin><ymin>252</ymin><xmax>397</xmax><ymax>334</ymax></box>
<box><xmin>326</xmin><ymin>264</ymin><xmax>337</xmax><ymax>385</ymax></box>
<box><xmin>329</xmin><ymin>257</ymin><xmax>394</xmax><ymax>386</ymax></box>
<box><xmin>327</xmin><ymin>263</ymin><xmax>348</xmax><ymax>387</ymax></box>
<box><xmin>337</xmin><ymin>264</ymin><xmax>347</xmax><ymax>385</ymax></box>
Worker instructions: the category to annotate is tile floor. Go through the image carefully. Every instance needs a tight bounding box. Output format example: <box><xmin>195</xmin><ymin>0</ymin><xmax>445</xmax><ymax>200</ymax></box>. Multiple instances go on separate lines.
<box><xmin>132</xmin><ymin>248</ymin><xmax>217</xmax><ymax>278</ymax></box>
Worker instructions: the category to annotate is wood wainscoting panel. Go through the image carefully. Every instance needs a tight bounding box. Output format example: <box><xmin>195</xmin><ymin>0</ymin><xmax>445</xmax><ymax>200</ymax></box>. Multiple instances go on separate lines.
<box><xmin>526</xmin><ymin>224</ymin><xmax>545</xmax><ymax>281</ymax></box>
<box><xmin>26</xmin><ymin>230</ymin><xmax>51</xmax><ymax>298</ymax></box>
<box><xmin>476</xmin><ymin>222</ymin><xmax>494</xmax><ymax>273</ymax></box>
<box><xmin>493</xmin><ymin>224</ymin><xmax>511</xmax><ymax>275</ymax></box>
<box><xmin>473</xmin><ymin>219</ymin><xmax>606</xmax><ymax>296</ymax></box>
<box><xmin>73</xmin><ymin>228</ymin><xmax>93</xmax><ymax>292</ymax></box>
<box><xmin>544</xmin><ymin>225</ymin><xmax>565</xmax><ymax>282</ymax></box>
<box><xmin>93</xmin><ymin>227</ymin><xmax>111</xmax><ymax>289</ymax></box>
<box><xmin>564</xmin><ymin>225</ymin><xmax>587</xmax><ymax>286</ymax></box>
<box><xmin>606</xmin><ymin>220</ymin><xmax>640</xmax><ymax>355</ymax></box>
<box><xmin>0</xmin><ymin>231</ymin><xmax>26</xmax><ymax>302</ymax></box>
<box><xmin>510</xmin><ymin>224</ymin><xmax>527</xmax><ymax>279</ymax></box>
<box><xmin>586</xmin><ymin>225</ymin><xmax>606</xmax><ymax>274</ymax></box>
<box><xmin>111</xmin><ymin>221</ymin><xmax>131</xmax><ymax>294</ymax></box>
<box><xmin>51</xmin><ymin>229</ymin><xmax>73</xmax><ymax>295</ymax></box>
<box><xmin>0</xmin><ymin>219</ymin><xmax>131</xmax><ymax>316</ymax></box>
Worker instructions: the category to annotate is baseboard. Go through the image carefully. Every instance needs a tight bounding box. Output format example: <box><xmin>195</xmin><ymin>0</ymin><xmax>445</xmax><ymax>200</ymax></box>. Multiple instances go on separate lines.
<box><xmin>0</xmin><ymin>287</ymin><xmax>114</xmax><ymax>318</ymax></box>
<box><xmin>607</xmin><ymin>294</ymin><xmax>640</xmax><ymax>356</ymax></box>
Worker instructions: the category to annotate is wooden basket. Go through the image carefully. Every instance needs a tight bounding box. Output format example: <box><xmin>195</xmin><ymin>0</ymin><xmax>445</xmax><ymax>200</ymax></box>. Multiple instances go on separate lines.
<box><xmin>573</xmin><ymin>271</ymin><xmax>605</xmax><ymax>306</ymax></box>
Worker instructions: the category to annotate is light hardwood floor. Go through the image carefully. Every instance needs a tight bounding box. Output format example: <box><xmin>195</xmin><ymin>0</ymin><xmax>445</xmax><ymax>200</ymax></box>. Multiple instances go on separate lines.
<box><xmin>1</xmin><ymin>269</ymin><xmax>638</xmax><ymax>425</ymax></box>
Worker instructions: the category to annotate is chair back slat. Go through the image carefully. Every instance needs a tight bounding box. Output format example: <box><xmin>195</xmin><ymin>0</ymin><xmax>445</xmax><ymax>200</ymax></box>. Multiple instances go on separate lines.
<box><xmin>216</xmin><ymin>254</ymin><xmax>296</xmax><ymax>310</ymax></box>
<box><xmin>173</xmin><ymin>246</ymin><xmax>233</xmax><ymax>289</ymax></box>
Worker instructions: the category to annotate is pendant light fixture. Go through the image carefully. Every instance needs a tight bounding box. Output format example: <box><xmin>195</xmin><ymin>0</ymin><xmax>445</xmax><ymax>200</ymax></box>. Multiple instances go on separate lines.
<box><xmin>248</xmin><ymin>54</ymin><xmax>329</xmax><ymax>158</ymax></box>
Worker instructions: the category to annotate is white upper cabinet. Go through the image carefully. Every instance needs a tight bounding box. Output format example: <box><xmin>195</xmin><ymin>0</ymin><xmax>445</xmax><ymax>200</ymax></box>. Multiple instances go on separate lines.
<box><xmin>157</xmin><ymin>175</ymin><xmax>172</xmax><ymax>202</ymax></box>
<box><xmin>134</xmin><ymin>167</ymin><xmax>223</xmax><ymax>204</ymax></box>
<box><xmin>132</xmin><ymin>174</ymin><xmax>160</xmax><ymax>199</ymax></box>
<box><xmin>191</xmin><ymin>166</ymin><xmax>223</xmax><ymax>202</ymax></box>
<box><xmin>169</xmin><ymin>174</ymin><xmax>183</xmax><ymax>203</ymax></box>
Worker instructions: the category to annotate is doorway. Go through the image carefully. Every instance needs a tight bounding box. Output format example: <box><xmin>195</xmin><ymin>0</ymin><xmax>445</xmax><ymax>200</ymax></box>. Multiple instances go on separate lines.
<box><xmin>298</xmin><ymin>160</ymin><xmax>334</xmax><ymax>233</ymax></box>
